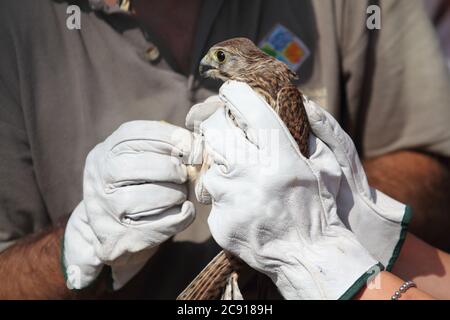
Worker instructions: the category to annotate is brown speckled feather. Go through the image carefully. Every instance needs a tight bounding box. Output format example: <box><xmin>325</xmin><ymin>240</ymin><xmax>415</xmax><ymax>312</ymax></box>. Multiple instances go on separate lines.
<box><xmin>277</xmin><ymin>85</ymin><xmax>310</xmax><ymax>154</ymax></box>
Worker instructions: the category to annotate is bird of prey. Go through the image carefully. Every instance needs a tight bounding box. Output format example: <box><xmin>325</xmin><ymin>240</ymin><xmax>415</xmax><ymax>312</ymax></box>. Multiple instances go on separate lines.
<box><xmin>178</xmin><ymin>37</ymin><xmax>310</xmax><ymax>300</ymax></box>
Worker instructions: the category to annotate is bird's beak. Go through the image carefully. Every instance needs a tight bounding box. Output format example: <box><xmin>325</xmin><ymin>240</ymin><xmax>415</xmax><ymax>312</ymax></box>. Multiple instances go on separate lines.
<box><xmin>199</xmin><ymin>56</ymin><xmax>215</xmax><ymax>78</ymax></box>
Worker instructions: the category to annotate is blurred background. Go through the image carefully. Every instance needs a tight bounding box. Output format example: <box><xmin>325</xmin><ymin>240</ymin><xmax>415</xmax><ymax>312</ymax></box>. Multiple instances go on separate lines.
<box><xmin>425</xmin><ymin>0</ymin><xmax>450</xmax><ymax>69</ymax></box>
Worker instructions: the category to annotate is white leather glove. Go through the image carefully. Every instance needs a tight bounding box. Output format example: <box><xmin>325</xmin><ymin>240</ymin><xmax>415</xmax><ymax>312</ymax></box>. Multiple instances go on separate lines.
<box><xmin>303</xmin><ymin>98</ymin><xmax>411</xmax><ymax>270</ymax></box>
<box><xmin>187</xmin><ymin>91</ymin><xmax>410</xmax><ymax>272</ymax></box>
<box><xmin>189</xmin><ymin>81</ymin><xmax>381</xmax><ymax>300</ymax></box>
<box><xmin>63</xmin><ymin>121</ymin><xmax>196</xmax><ymax>290</ymax></box>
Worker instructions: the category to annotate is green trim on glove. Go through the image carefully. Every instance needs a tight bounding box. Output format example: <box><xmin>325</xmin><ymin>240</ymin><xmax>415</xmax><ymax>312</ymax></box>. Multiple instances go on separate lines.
<box><xmin>103</xmin><ymin>266</ymin><xmax>115</xmax><ymax>292</ymax></box>
<box><xmin>60</xmin><ymin>231</ymin><xmax>84</xmax><ymax>292</ymax></box>
<box><xmin>60</xmin><ymin>231</ymin><xmax>68</xmax><ymax>284</ymax></box>
<box><xmin>386</xmin><ymin>205</ymin><xmax>413</xmax><ymax>271</ymax></box>
<box><xmin>338</xmin><ymin>206</ymin><xmax>412</xmax><ymax>300</ymax></box>
<box><xmin>339</xmin><ymin>262</ymin><xmax>385</xmax><ymax>300</ymax></box>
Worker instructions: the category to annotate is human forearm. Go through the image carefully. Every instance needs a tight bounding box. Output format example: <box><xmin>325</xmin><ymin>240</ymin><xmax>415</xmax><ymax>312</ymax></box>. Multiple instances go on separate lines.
<box><xmin>354</xmin><ymin>271</ymin><xmax>434</xmax><ymax>300</ymax></box>
<box><xmin>392</xmin><ymin>233</ymin><xmax>450</xmax><ymax>299</ymax></box>
<box><xmin>363</xmin><ymin>151</ymin><xmax>450</xmax><ymax>250</ymax></box>
<box><xmin>0</xmin><ymin>224</ymin><xmax>73</xmax><ymax>299</ymax></box>
<box><xmin>357</xmin><ymin>232</ymin><xmax>450</xmax><ymax>300</ymax></box>
<box><xmin>0</xmin><ymin>223</ymin><xmax>107</xmax><ymax>299</ymax></box>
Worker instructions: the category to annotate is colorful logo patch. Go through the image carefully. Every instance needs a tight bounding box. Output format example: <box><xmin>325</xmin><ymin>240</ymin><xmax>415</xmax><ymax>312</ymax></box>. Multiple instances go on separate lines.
<box><xmin>259</xmin><ymin>24</ymin><xmax>310</xmax><ymax>72</ymax></box>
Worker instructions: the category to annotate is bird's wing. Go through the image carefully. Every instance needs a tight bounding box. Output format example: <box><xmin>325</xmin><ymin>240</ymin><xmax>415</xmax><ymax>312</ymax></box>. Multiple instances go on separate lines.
<box><xmin>277</xmin><ymin>86</ymin><xmax>310</xmax><ymax>157</ymax></box>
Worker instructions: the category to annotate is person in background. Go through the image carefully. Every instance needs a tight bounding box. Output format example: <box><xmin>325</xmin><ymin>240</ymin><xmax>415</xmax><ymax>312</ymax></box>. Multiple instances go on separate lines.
<box><xmin>0</xmin><ymin>0</ymin><xmax>449</xmax><ymax>299</ymax></box>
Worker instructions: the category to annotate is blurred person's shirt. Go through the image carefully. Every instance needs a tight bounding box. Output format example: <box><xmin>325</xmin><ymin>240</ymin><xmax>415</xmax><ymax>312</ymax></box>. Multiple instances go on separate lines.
<box><xmin>0</xmin><ymin>0</ymin><xmax>449</xmax><ymax>298</ymax></box>
<box><xmin>425</xmin><ymin>0</ymin><xmax>450</xmax><ymax>68</ymax></box>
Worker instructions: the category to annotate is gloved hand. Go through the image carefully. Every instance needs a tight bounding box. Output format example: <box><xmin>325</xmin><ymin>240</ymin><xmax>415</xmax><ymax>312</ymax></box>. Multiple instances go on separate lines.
<box><xmin>187</xmin><ymin>89</ymin><xmax>410</xmax><ymax>272</ymax></box>
<box><xmin>303</xmin><ymin>98</ymin><xmax>411</xmax><ymax>270</ymax></box>
<box><xmin>63</xmin><ymin>121</ymin><xmax>196</xmax><ymax>290</ymax></box>
<box><xmin>188</xmin><ymin>81</ymin><xmax>381</xmax><ymax>300</ymax></box>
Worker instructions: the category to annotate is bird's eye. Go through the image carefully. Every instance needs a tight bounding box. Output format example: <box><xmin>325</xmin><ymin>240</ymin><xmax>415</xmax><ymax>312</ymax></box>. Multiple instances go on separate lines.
<box><xmin>216</xmin><ymin>50</ymin><xmax>226</xmax><ymax>63</ymax></box>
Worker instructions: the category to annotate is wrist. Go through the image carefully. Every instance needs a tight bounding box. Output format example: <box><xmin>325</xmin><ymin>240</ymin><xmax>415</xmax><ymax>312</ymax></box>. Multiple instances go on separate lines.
<box><xmin>355</xmin><ymin>271</ymin><xmax>434</xmax><ymax>300</ymax></box>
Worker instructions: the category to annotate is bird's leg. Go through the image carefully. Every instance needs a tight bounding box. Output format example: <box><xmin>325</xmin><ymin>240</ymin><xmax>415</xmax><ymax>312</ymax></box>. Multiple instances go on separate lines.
<box><xmin>221</xmin><ymin>271</ymin><xmax>243</xmax><ymax>300</ymax></box>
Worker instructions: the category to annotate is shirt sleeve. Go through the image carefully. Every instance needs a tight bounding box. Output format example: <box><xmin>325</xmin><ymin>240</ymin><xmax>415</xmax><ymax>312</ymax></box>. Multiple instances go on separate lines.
<box><xmin>339</xmin><ymin>0</ymin><xmax>450</xmax><ymax>158</ymax></box>
<box><xmin>0</xmin><ymin>6</ymin><xmax>50</xmax><ymax>252</ymax></box>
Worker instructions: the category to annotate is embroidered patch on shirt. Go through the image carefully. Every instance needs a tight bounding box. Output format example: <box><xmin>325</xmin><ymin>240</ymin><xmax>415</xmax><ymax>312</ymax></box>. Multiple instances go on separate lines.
<box><xmin>259</xmin><ymin>24</ymin><xmax>310</xmax><ymax>72</ymax></box>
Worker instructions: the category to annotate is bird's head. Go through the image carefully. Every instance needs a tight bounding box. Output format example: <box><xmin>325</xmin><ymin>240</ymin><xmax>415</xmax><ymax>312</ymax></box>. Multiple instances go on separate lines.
<box><xmin>199</xmin><ymin>37</ymin><xmax>297</xmax><ymax>82</ymax></box>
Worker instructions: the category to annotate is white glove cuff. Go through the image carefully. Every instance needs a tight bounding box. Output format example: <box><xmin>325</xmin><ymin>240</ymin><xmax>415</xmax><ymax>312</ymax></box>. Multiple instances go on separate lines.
<box><xmin>109</xmin><ymin>246</ymin><xmax>159</xmax><ymax>290</ymax></box>
<box><xmin>346</xmin><ymin>191</ymin><xmax>412</xmax><ymax>271</ymax></box>
<box><xmin>62</xmin><ymin>202</ymin><xmax>103</xmax><ymax>290</ymax></box>
<box><xmin>270</xmin><ymin>237</ymin><xmax>383</xmax><ymax>300</ymax></box>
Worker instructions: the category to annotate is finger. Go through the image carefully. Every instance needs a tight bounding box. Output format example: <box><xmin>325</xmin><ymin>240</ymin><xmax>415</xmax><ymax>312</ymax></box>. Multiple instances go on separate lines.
<box><xmin>204</xmin><ymin>95</ymin><xmax>223</xmax><ymax>104</ymax></box>
<box><xmin>103</xmin><ymin>182</ymin><xmax>188</xmax><ymax>220</ymax></box>
<box><xmin>304</xmin><ymin>99</ymin><xmax>355</xmax><ymax>159</ymax></box>
<box><xmin>95</xmin><ymin>201</ymin><xmax>195</xmax><ymax>262</ymax></box>
<box><xmin>304</xmin><ymin>99</ymin><xmax>370</xmax><ymax>194</ymax></box>
<box><xmin>200</xmin><ymin>106</ymin><xmax>252</xmax><ymax>164</ymax></box>
<box><xmin>134</xmin><ymin>201</ymin><xmax>196</xmax><ymax>244</ymax></box>
<box><xmin>154</xmin><ymin>200</ymin><xmax>196</xmax><ymax>234</ymax></box>
<box><xmin>219</xmin><ymin>81</ymin><xmax>294</xmax><ymax>148</ymax></box>
<box><xmin>108</xmin><ymin>121</ymin><xmax>193</xmax><ymax>157</ymax></box>
<box><xmin>185</xmin><ymin>96</ymin><xmax>225</xmax><ymax>131</ymax></box>
<box><xmin>308</xmin><ymin>133</ymin><xmax>342</xmax><ymax>197</ymax></box>
<box><xmin>105</xmin><ymin>152</ymin><xmax>188</xmax><ymax>185</ymax></box>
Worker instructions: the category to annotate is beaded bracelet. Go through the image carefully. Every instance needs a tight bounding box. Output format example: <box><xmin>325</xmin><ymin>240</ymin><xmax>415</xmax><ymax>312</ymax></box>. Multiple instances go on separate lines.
<box><xmin>391</xmin><ymin>280</ymin><xmax>417</xmax><ymax>300</ymax></box>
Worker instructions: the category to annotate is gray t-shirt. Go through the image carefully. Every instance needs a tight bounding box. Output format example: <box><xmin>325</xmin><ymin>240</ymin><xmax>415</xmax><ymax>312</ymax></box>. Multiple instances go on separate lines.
<box><xmin>0</xmin><ymin>0</ymin><xmax>449</xmax><ymax>298</ymax></box>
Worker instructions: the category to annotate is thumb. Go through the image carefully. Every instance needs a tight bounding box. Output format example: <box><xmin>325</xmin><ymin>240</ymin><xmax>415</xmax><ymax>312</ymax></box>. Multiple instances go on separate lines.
<box><xmin>304</xmin><ymin>98</ymin><xmax>371</xmax><ymax>196</ymax></box>
<box><xmin>304</xmin><ymin>98</ymin><xmax>355</xmax><ymax>161</ymax></box>
<box><xmin>186</xmin><ymin>96</ymin><xmax>224</xmax><ymax>132</ymax></box>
